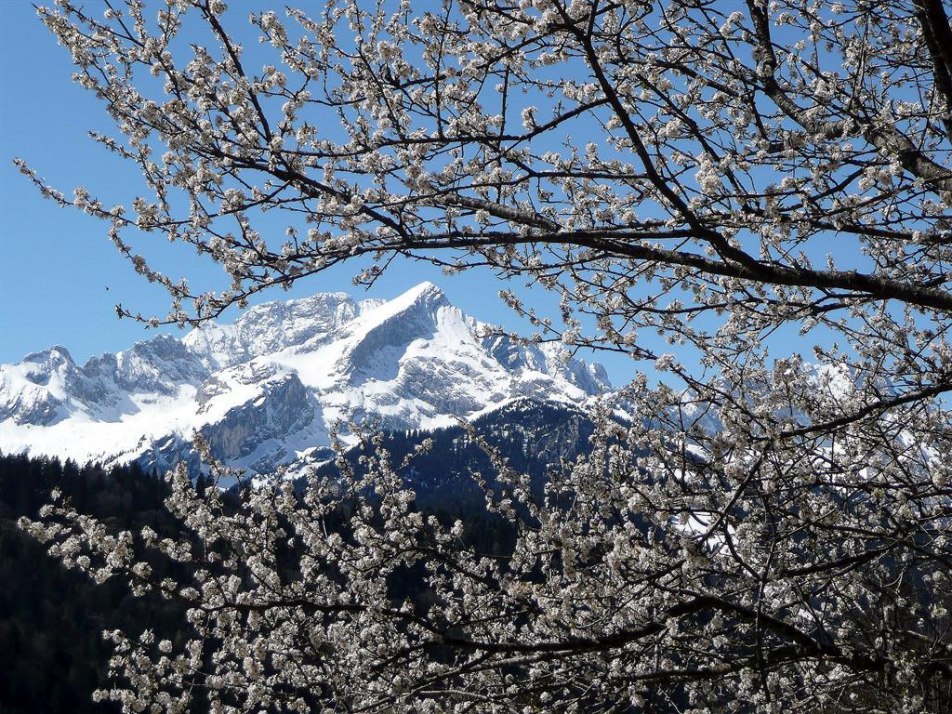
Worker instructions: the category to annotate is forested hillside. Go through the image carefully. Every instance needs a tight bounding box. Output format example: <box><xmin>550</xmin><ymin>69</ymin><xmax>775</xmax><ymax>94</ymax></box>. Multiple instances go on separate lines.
<box><xmin>0</xmin><ymin>455</ymin><xmax>185</xmax><ymax>712</ymax></box>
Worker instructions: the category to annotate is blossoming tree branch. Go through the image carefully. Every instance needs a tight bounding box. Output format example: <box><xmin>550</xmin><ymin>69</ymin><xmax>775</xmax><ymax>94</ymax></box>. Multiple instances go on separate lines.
<box><xmin>17</xmin><ymin>0</ymin><xmax>952</xmax><ymax>711</ymax></box>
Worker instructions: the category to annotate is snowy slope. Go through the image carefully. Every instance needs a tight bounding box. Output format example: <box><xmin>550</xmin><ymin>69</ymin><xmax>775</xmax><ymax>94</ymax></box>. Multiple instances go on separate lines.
<box><xmin>0</xmin><ymin>283</ymin><xmax>609</xmax><ymax>473</ymax></box>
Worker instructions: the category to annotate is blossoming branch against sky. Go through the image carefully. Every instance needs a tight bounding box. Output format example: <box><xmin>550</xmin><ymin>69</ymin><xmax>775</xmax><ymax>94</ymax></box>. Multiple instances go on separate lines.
<box><xmin>2</xmin><ymin>2</ymin><xmax>644</xmax><ymax>383</ymax></box>
<box><xmin>0</xmin><ymin>0</ymin><xmax>868</xmax><ymax>389</ymax></box>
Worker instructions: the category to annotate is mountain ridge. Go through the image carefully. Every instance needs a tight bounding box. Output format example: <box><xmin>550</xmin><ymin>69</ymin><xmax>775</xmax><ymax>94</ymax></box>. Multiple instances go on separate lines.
<box><xmin>0</xmin><ymin>283</ymin><xmax>610</xmax><ymax>475</ymax></box>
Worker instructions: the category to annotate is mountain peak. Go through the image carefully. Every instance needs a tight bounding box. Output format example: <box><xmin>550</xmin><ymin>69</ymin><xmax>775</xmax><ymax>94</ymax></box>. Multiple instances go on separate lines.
<box><xmin>23</xmin><ymin>345</ymin><xmax>75</xmax><ymax>367</ymax></box>
<box><xmin>402</xmin><ymin>281</ymin><xmax>445</xmax><ymax>301</ymax></box>
<box><xmin>382</xmin><ymin>282</ymin><xmax>450</xmax><ymax>315</ymax></box>
<box><xmin>0</xmin><ymin>284</ymin><xmax>610</xmax><ymax>472</ymax></box>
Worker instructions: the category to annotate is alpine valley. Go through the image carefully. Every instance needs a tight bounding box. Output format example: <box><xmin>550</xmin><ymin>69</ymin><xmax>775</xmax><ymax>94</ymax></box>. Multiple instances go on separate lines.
<box><xmin>0</xmin><ymin>283</ymin><xmax>610</xmax><ymax>499</ymax></box>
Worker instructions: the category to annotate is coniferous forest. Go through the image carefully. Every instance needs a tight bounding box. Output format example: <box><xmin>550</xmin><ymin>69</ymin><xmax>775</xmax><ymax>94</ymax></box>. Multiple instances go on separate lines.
<box><xmin>0</xmin><ymin>454</ymin><xmax>187</xmax><ymax>712</ymax></box>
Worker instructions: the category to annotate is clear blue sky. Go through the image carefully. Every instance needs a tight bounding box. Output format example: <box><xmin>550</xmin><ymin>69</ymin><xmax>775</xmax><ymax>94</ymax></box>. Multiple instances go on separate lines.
<box><xmin>0</xmin><ymin>2</ymin><xmax>644</xmax><ymax>386</ymax></box>
<box><xmin>1</xmin><ymin>2</ymin><xmax>197</xmax><ymax>365</ymax></box>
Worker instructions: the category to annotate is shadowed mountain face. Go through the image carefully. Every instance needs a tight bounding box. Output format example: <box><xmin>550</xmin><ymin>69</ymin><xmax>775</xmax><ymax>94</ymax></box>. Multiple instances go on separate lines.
<box><xmin>0</xmin><ymin>283</ymin><xmax>610</xmax><ymax>477</ymax></box>
<box><xmin>319</xmin><ymin>398</ymin><xmax>603</xmax><ymax>510</ymax></box>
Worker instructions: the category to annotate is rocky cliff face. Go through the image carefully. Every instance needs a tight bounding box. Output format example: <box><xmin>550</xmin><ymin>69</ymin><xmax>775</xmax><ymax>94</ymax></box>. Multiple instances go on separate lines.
<box><xmin>0</xmin><ymin>283</ymin><xmax>610</xmax><ymax>476</ymax></box>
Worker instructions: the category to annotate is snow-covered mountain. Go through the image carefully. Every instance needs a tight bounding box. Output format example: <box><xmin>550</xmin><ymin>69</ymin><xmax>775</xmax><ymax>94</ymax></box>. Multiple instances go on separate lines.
<box><xmin>0</xmin><ymin>283</ymin><xmax>609</xmax><ymax>475</ymax></box>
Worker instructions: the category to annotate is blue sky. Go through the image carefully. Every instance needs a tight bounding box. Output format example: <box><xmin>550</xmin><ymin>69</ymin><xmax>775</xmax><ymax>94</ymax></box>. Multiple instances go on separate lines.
<box><xmin>0</xmin><ymin>2</ymin><xmax>640</xmax><ymax>385</ymax></box>
<box><xmin>1</xmin><ymin>2</ymin><xmax>190</xmax><ymax>366</ymax></box>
